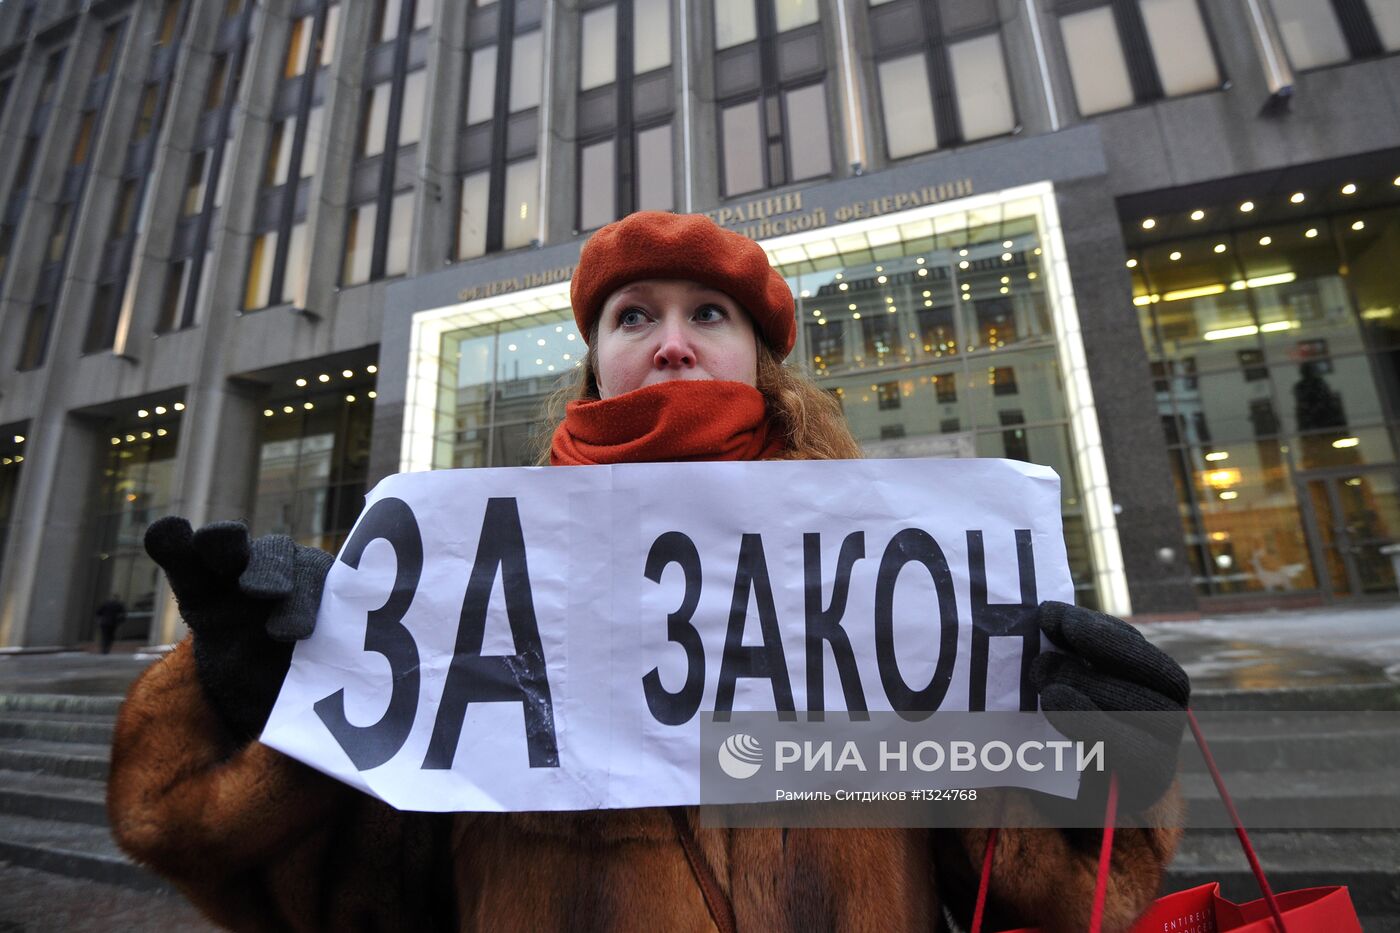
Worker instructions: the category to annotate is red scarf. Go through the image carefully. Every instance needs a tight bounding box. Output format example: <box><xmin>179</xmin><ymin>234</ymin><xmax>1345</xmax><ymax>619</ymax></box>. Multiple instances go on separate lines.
<box><xmin>550</xmin><ymin>381</ymin><xmax>785</xmax><ymax>465</ymax></box>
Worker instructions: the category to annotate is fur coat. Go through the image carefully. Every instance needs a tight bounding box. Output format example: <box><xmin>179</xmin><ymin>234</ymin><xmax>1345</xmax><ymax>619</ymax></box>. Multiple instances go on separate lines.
<box><xmin>109</xmin><ymin>638</ymin><xmax>1181</xmax><ymax>933</ymax></box>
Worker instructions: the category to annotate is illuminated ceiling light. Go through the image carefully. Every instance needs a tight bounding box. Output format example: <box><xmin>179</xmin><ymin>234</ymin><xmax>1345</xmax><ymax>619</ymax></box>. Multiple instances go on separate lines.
<box><xmin>1352</xmin><ymin>220</ymin><xmax>1366</xmax><ymax>231</ymax></box>
<box><xmin>263</xmin><ymin>409</ymin><xmax>274</xmax><ymax>417</ymax></box>
<box><xmin>1001</xmin><ymin>276</ymin><xmax>1010</xmax><ymax>284</ymax></box>
<box><xmin>1290</xmin><ymin>192</ymin><xmax>1305</xmax><ymax>204</ymax></box>
<box><xmin>1341</xmin><ymin>183</ymin><xmax>1357</xmax><ymax>195</ymax></box>
<box><xmin>1203</xmin><ymin>324</ymin><xmax>1260</xmax><ymax>341</ymax></box>
<box><xmin>959</xmin><ymin>260</ymin><xmax>969</xmax><ymax>270</ymax></box>
<box><xmin>125</xmin><ymin>434</ymin><xmax>136</xmax><ymax>443</ymax></box>
<box><xmin>507</xmin><ymin>343</ymin><xmax>518</xmax><ymax>351</ymax></box>
<box><xmin>536</xmin><ymin>338</ymin><xmax>546</xmax><ymax>346</ymax></box>
<box><xmin>1204</xmin><ymin>451</ymin><xmax>1230</xmax><ymax>462</ymax></box>
<box><xmin>852</xmin><ymin>312</ymin><xmax>862</xmax><ymax>320</ymax></box>
<box><xmin>1214</xmin><ymin>243</ymin><xmax>1227</xmax><ymax>253</ymax></box>
<box><xmin>1141</xmin><ymin>218</ymin><xmax>1156</xmax><ymax>230</ymax></box>
<box><xmin>296</xmin><ymin>378</ymin><xmax>308</xmax><ymax>387</ymax></box>
<box><xmin>1003</xmin><ymin>240</ymin><xmax>1013</xmax><ymax>249</ymax></box>
<box><xmin>137</xmin><ymin>409</ymin><xmax>149</xmax><ymax>418</ymax></box>
<box><xmin>962</xmin><ymin>294</ymin><xmax>971</xmax><ymax>301</ymax></box>
<box><xmin>924</xmin><ymin>300</ymin><xmax>932</xmax><ymax>307</ymax></box>
<box><xmin>1305</xmin><ymin>228</ymin><xmax>1319</xmax><ymax>238</ymax></box>
<box><xmin>318</xmin><ymin>373</ymin><xmax>330</xmax><ymax>382</ymax></box>
<box><xmin>555</xmin><ymin>326</ymin><xmax>563</xmax><ymax>333</ymax></box>
<box><xmin>156</xmin><ymin>428</ymin><xmax>167</xmax><ymax>437</ymax></box>
<box><xmin>875</xmin><ymin>266</ymin><xmax>883</xmax><ymax>272</ymax></box>
<box><xmin>535</xmin><ymin>358</ymin><xmax>543</xmax><ymax>365</ymax></box>
<box><xmin>1126</xmin><ymin>258</ymin><xmax>1138</xmax><ymax>268</ymax></box>
<box><xmin>915</xmin><ymin>257</ymin><xmax>925</xmax><ymax>265</ymax></box>
<box><xmin>799</xmin><ymin>290</ymin><xmax>810</xmax><ymax>298</ymax></box>
<box><xmin>154</xmin><ymin>406</ymin><xmax>166</xmax><ymax>415</ymax></box>
<box><xmin>999</xmin><ymin>286</ymin><xmax>1009</xmax><ymax>294</ymax></box>
<box><xmin>283</xmin><ymin>406</ymin><xmax>294</xmax><ymax>414</ymax></box>
<box><xmin>885</xmin><ymin>296</ymin><xmax>894</xmax><ymax>304</ymax></box>
<box><xmin>848</xmin><ymin>303</ymin><xmax>857</xmax><ymax>310</ymax></box>
<box><xmin>303</xmin><ymin>402</ymin><xmax>314</xmax><ymax>410</ymax></box>
<box><xmin>369</xmin><ymin>390</ymin><xmax>378</xmax><ymax>399</ymax></box>
<box><xmin>1163</xmin><ymin>284</ymin><xmax>1227</xmax><ymax>302</ymax></box>
<box><xmin>1169</xmin><ymin>251</ymin><xmax>1182</xmax><ymax>261</ymax></box>
<box><xmin>111</xmin><ymin>437</ymin><xmax>121</xmax><ymax>445</ymax></box>
<box><xmin>1219</xmin><ymin>490</ymin><xmax>1239</xmax><ymax>500</ymax></box>
<box><xmin>838</xmin><ymin>282</ymin><xmax>848</xmax><ymax>290</ymax></box>
<box><xmin>174</xmin><ymin>402</ymin><xmax>185</xmax><ymax>411</ymax></box>
<box><xmin>141</xmin><ymin>432</ymin><xmax>152</xmax><ymax>440</ymax></box>
<box><xmin>1259</xmin><ymin>236</ymin><xmax>1273</xmax><ymax>246</ymax></box>
<box><xmin>876</xmin><ymin>275</ymin><xmax>887</xmax><ymax>284</ymax></box>
<box><xmin>834</xmin><ymin>272</ymin><xmax>842</xmax><ymax>279</ymax></box>
<box><xmin>1028</xmin><ymin>272</ymin><xmax>1038</xmax><ymax>280</ymax></box>
<box><xmin>567</xmin><ymin>334</ymin><xmax>576</xmax><ymax>341</ymax></box>
<box><xmin>1001</xmin><ymin>252</ymin><xmax>1012</xmax><ymax>262</ymax></box>
<box><xmin>1394</xmin><ymin>176</ymin><xmax>1400</xmax><ymax>187</ymax></box>
<box><xmin>923</xmin><ymin>290</ymin><xmax>932</xmax><ymax>298</ymax></box>
<box><xmin>1190</xmin><ymin>210</ymin><xmax>1205</xmax><ymax>221</ymax></box>
<box><xmin>1332</xmin><ymin>436</ymin><xmax>1360</xmax><ymax>449</ymax></box>
<box><xmin>958</xmin><ymin>249</ymin><xmax>968</xmax><ymax>257</ymax></box>
<box><xmin>366</xmin><ymin>364</ymin><xmax>378</xmax><ymax>374</ymax></box>
<box><xmin>342</xmin><ymin>369</ymin><xmax>354</xmax><ymax>378</ymax></box>
<box><xmin>1132</xmin><ymin>295</ymin><xmax>1159</xmax><ymax>306</ymax></box>
<box><xmin>1239</xmin><ymin>201</ymin><xmax>1255</xmax><ymax>213</ymax></box>
<box><xmin>1034</xmin><ymin>247</ymin><xmax>1042</xmax><ymax>255</ymax></box>
<box><xmin>917</xmin><ymin>267</ymin><xmax>928</xmax><ymax>276</ymax></box>
<box><xmin>960</xmin><ymin>283</ymin><xmax>970</xmax><ymax>291</ymax></box>
<box><xmin>13</xmin><ymin>435</ymin><xmax>22</xmax><ymax>444</ymax></box>
<box><xmin>1229</xmin><ymin>272</ymin><xmax>1297</xmax><ymax>290</ymax></box>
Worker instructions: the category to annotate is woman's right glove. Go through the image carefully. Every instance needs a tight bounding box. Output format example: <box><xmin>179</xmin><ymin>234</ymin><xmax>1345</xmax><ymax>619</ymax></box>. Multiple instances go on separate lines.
<box><xmin>144</xmin><ymin>517</ymin><xmax>334</xmax><ymax>743</ymax></box>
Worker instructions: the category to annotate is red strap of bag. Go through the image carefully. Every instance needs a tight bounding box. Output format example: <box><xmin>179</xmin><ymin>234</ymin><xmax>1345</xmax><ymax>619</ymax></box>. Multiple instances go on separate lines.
<box><xmin>969</xmin><ymin>711</ymin><xmax>1292</xmax><ymax>933</ymax></box>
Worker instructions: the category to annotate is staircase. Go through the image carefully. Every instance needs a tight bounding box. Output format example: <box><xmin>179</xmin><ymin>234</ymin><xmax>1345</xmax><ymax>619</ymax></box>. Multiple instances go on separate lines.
<box><xmin>1</xmin><ymin>671</ymin><xmax>1399</xmax><ymax>928</ymax></box>
<box><xmin>0</xmin><ymin>691</ymin><xmax>168</xmax><ymax>891</ymax></box>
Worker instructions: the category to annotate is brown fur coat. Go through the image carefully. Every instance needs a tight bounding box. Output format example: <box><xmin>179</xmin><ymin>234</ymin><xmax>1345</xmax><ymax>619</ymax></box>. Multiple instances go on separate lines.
<box><xmin>108</xmin><ymin>639</ymin><xmax>1182</xmax><ymax>932</ymax></box>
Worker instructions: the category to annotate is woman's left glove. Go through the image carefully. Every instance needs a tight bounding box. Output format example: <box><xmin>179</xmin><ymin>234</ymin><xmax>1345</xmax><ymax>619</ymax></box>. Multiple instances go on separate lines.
<box><xmin>1029</xmin><ymin>601</ymin><xmax>1190</xmax><ymax>813</ymax></box>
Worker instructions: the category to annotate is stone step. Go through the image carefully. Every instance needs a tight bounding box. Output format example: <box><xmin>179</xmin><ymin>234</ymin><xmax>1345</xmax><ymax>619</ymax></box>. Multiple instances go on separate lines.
<box><xmin>0</xmin><ymin>712</ymin><xmax>115</xmax><ymax>745</ymax></box>
<box><xmin>0</xmin><ymin>737</ymin><xmax>111</xmax><ymax>781</ymax></box>
<box><xmin>0</xmin><ymin>811</ymin><xmax>167</xmax><ymax>892</ymax></box>
<box><xmin>0</xmin><ymin>693</ymin><xmax>124</xmax><ymax>716</ymax></box>
<box><xmin>0</xmin><ymin>767</ymin><xmax>107</xmax><ymax>825</ymax></box>
<box><xmin>1178</xmin><ymin>721</ymin><xmax>1400</xmax><ymax>773</ymax></box>
<box><xmin>1179</xmin><ymin>767</ymin><xmax>1400</xmax><ymax>829</ymax></box>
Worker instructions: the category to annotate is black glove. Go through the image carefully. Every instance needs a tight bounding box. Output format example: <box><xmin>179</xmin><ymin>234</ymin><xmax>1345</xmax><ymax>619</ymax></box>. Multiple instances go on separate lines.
<box><xmin>144</xmin><ymin>517</ymin><xmax>333</xmax><ymax>743</ymax></box>
<box><xmin>1030</xmin><ymin>601</ymin><xmax>1190</xmax><ymax>813</ymax></box>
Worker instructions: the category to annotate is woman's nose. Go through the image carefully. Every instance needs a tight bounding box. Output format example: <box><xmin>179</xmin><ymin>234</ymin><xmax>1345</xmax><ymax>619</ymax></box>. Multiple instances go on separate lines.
<box><xmin>653</xmin><ymin>321</ymin><xmax>696</xmax><ymax>370</ymax></box>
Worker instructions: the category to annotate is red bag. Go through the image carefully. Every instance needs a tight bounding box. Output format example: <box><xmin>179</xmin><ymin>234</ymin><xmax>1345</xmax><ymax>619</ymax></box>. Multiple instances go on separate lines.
<box><xmin>971</xmin><ymin>712</ymin><xmax>1365</xmax><ymax>933</ymax></box>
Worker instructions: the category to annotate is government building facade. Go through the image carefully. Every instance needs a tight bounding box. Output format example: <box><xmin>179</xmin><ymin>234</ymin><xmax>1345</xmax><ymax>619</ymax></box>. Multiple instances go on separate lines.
<box><xmin>0</xmin><ymin>0</ymin><xmax>1397</xmax><ymax>647</ymax></box>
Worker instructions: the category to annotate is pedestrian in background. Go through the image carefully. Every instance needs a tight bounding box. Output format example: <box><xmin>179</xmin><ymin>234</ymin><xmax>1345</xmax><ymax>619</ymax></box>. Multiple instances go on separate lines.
<box><xmin>94</xmin><ymin>594</ymin><xmax>126</xmax><ymax>655</ymax></box>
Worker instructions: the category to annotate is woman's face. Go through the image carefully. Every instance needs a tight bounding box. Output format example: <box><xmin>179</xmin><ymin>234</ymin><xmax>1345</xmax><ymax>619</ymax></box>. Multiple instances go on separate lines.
<box><xmin>594</xmin><ymin>279</ymin><xmax>759</xmax><ymax>399</ymax></box>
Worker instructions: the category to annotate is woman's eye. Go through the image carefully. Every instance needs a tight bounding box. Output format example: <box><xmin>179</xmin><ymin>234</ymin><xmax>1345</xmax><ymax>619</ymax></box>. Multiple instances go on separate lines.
<box><xmin>619</xmin><ymin>308</ymin><xmax>648</xmax><ymax>327</ymax></box>
<box><xmin>695</xmin><ymin>304</ymin><xmax>727</xmax><ymax>322</ymax></box>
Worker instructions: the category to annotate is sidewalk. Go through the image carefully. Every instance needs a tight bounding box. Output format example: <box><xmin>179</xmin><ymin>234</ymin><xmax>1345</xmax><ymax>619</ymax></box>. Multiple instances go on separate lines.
<box><xmin>1139</xmin><ymin>603</ymin><xmax>1400</xmax><ymax>692</ymax></box>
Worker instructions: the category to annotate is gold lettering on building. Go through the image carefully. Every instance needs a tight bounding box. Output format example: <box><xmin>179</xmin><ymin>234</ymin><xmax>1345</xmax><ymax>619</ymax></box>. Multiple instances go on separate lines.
<box><xmin>456</xmin><ymin>264</ymin><xmax>576</xmax><ymax>302</ymax></box>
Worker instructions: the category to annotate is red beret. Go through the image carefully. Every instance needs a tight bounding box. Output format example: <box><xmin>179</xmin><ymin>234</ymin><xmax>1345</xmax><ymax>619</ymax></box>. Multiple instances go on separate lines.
<box><xmin>570</xmin><ymin>211</ymin><xmax>796</xmax><ymax>357</ymax></box>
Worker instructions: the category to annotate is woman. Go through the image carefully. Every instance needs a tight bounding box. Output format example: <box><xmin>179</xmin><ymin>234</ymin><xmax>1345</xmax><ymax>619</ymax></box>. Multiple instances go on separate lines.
<box><xmin>109</xmin><ymin>212</ymin><xmax>1187</xmax><ymax>932</ymax></box>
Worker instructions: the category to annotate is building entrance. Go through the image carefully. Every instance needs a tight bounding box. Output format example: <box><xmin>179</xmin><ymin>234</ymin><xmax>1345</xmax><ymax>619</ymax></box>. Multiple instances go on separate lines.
<box><xmin>1299</xmin><ymin>464</ymin><xmax>1400</xmax><ymax>600</ymax></box>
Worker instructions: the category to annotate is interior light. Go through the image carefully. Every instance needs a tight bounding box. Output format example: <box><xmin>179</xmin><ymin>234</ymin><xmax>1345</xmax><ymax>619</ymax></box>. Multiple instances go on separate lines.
<box><xmin>1190</xmin><ymin>210</ymin><xmax>1205</xmax><ymax>221</ymax></box>
<box><xmin>1342</xmin><ymin>183</ymin><xmax>1357</xmax><ymax>195</ymax></box>
<box><xmin>342</xmin><ymin>369</ymin><xmax>354</xmax><ymax>378</ymax></box>
<box><xmin>366</xmin><ymin>365</ymin><xmax>377</xmax><ymax>374</ymax></box>
<box><xmin>958</xmin><ymin>249</ymin><xmax>968</xmax><ymax>257</ymax></box>
<box><xmin>1290</xmin><ymin>192</ymin><xmax>1305</xmax><ymax>204</ymax></box>
<box><xmin>1352</xmin><ymin>221</ymin><xmax>1366</xmax><ymax>231</ymax></box>
<box><xmin>1219</xmin><ymin>490</ymin><xmax>1239</xmax><ymax>500</ymax></box>
<box><xmin>1163</xmin><ymin>284</ymin><xmax>1226</xmax><ymax>302</ymax></box>
<box><xmin>12</xmin><ymin>435</ymin><xmax>22</xmax><ymax>443</ymax></box>
<box><xmin>296</xmin><ymin>378</ymin><xmax>307</xmax><ymax>387</ymax></box>
<box><xmin>876</xmin><ymin>275</ymin><xmax>887</xmax><ymax>284</ymax></box>
<box><xmin>137</xmin><ymin>409</ymin><xmax>149</xmax><ymax>418</ymax></box>
<box><xmin>1214</xmin><ymin>243</ymin><xmax>1227</xmax><ymax>253</ymax></box>
<box><xmin>283</xmin><ymin>406</ymin><xmax>294</xmax><ymax>414</ymax></box>
<box><xmin>839</xmin><ymin>282</ymin><xmax>848</xmax><ymax>290</ymax></box>
<box><xmin>1239</xmin><ymin>201</ymin><xmax>1255</xmax><ymax>213</ymax></box>
<box><xmin>875</xmin><ymin>266</ymin><xmax>883</xmax><ymax>272</ymax></box>
<box><xmin>917</xmin><ymin>267</ymin><xmax>928</xmax><ymax>276</ymax></box>
<box><xmin>111</xmin><ymin>438</ymin><xmax>121</xmax><ymax>445</ymax></box>
<box><xmin>1141</xmin><ymin>218</ymin><xmax>1156</xmax><ymax>230</ymax></box>
<box><xmin>1305</xmin><ymin>228</ymin><xmax>1319</xmax><ymax>238</ymax></box>
<box><xmin>915</xmin><ymin>257</ymin><xmax>925</xmax><ymax>265</ymax></box>
<box><xmin>154</xmin><ymin>406</ymin><xmax>166</xmax><ymax>415</ymax></box>
<box><xmin>1204</xmin><ymin>451</ymin><xmax>1230</xmax><ymax>462</ymax></box>
<box><xmin>959</xmin><ymin>261</ymin><xmax>969</xmax><ymax>270</ymax></box>
<box><xmin>156</xmin><ymin>428</ymin><xmax>167</xmax><ymax>437</ymax></box>
<box><xmin>125</xmin><ymin>435</ymin><xmax>136</xmax><ymax>443</ymax></box>
<box><xmin>1332</xmin><ymin>437</ymin><xmax>1360</xmax><ymax>449</ymax></box>
<box><xmin>264</xmin><ymin>409</ymin><xmax>274</xmax><ymax>417</ymax></box>
<box><xmin>1003</xmin><ymin>240</ymin><xmax>1013</xmax><ymax>249</ymax></box>
<box><xmin>1259</xmin><ymin>236</ymin><xmax>1272</xmax><ymax>246</ymax></box>
<box><xmin>1126</xmin><ymin>259</ymin><xmax>1138</xmax><ymax>268</ymax></box>
<box><xmin>318</xmin><ymin>373</ymin><xmax>330</xmax><ymax>382</ymax></box>
<box><xmin>303</xmin><ymin>402</ymin><xmax>314</xmax><ymax>410</ymax></box>
<box><xmin>1001</xmin><ymin>253</ymin><xmax>1012</xmax><ymax>262</ymax></box>
<box><xmin>141</xmin><ymin>432</ymin><xmax>152</xmax><ymax>440</ymax></box>
<box><xmin>1169</xmin><ymin>251</ymin><xmax>1182</xmax><ymax>261</ymax></box>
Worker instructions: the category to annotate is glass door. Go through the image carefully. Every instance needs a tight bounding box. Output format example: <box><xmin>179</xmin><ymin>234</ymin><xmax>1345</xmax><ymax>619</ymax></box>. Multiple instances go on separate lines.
<box><xmin>1300</xmin><ymin>465</ymin><xmax>1400</xmax><ymax>599</ymax></box>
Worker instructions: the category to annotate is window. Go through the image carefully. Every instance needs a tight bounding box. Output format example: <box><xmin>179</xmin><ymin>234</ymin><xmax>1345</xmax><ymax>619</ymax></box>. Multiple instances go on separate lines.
<box><xmin>204</xmin><ymin>54</ymin><xmax>229</xmax><ymax>111</ymax></box>
<box><xmin>715</xmin><ymin>0</ymin><xmax>833</xmax><ymax>193</ymax></box>
<box><xmin>935</xmin><ymin>374</ymin><xmax>957</xmax><ymax>403</ymax></box>
<box><xmin>282</xmin><ymin>222</ymin><xmax>309</xmax><ymax>305</ymax></box>
<box><xmin>300</xmin><ymin>105</ymin><xmax>323</xmax><ymax>179</ymax></box>
<box><xmin>871</xmin><ymin>0</ymin><xmax>1014</xmax><ymax>158</ymax></box>
<box><xmin>156</xmin><ymin>0</ymin><xmax>182</xmax><ymax>47</ymax></box>
<box><xmin>990</xmin><ymin>366</ymin><xmax>1018</xmax><ymax>396</ymax></box>
<box><xmin>877</xmin><ymin>382</ymin><xmax>901</xmax><ymax>411</ymax></box>
<box><xmin>1268</xmin><ymin>0</ymin><xmax>1397</xmax><ymax>69</ymax></box>
<box><xmin>343</xmin><ymin>204</ymin><xmax>376</xmax><ymax>285</ymax></box>
<box><xmin>1059</xmin><ymin>0</ymin><xmax>1221</xmax><ymax>117</ymax></box>
<box><xmin>398</xmin><ymin>70</ymin><xmax>427</xmax><ymax>146</ymax></box>
<box><xmin>359</xmin><ymin>83</ymin><xmax>391</xmax><ymax>157</ymax></box>
<box><xmin>135</xmin><ymin>84</ymin><xmax>160</xmax><ymax>139</ymax></box>
<box><xmin>70</xmin><ymin>111</ymin><xmax>96</xmax><ymax>166</ymax></box>
<box><xmin>95</xmin><ymin>25</ymin><xmax>121</xmax><ymax>76</ymax></box>
<box><xmin>264</xmin><ymin>118</ymin><xmax>294</xmax><ymax>187</ymax></box>
<box><xmin>636</xmin><ymin>124</ymin><xmax>674</xmax><ymax>211</ymax></box>
<box><xmin>580</xmin><ymin>6</ymin><xmax>617</xmax><ymax>90</ymax></box>
<box><xmin>414</xmin><ymin>0</ymin><xmax>435</xmax><ymax>31</ymax></box>
<box><xmin>319</xmin><ymin>3</ymin><xmax>341</xmax><ymax>66</ymax></box>
<box><xmin>47</xmin><ymin>206</ymin><xmax>72</xmax><ymax>264</ymax></box>
<box><xmin>376</xmin><ymin>0</ymin><xmax>404</xmax><ymax>43</ymax></box>
<box><xmin>244</xmin><ymin>232</ymin><xmax>279</xmax><ymax>309</ymax></box>
<box><xmin>456</xmin><ymin>0</ymin><xmax>547</xmax><ymax>257</ymax></box>
<box><xmin>184</xmin><ymin>151</ymin><xmax>208</xmax><ymax>214</ymax></box>
<box><xmin>634</xmin><ymin>0</ymin><xmax>671</xmax><ymax>71</ymax></box>
<box><xmin>157</xmin><ymin>260</ymin><xmax>192</xmax><ymax>333</ymax></box>
<box><xmin>579</xmin><ymin>140</ymin><xmax>616</xmax><ymax>231</ymax></box>
<box><xmin>19</xmin><ymin>305</ymin><xmax>54</xmax><ymax>370</ymax></box>
<box><xmin>285</xmin><ymin>16</ymin><xmax>313</xmax><ymax>78</ymax></box>
<box><xmin>385</xmin><ymin>192</ymin><xmax>414</xmax><ymax>277</ymax></box>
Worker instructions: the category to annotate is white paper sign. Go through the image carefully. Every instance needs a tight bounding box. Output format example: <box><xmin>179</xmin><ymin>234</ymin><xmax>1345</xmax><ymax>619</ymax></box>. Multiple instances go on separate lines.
<box><xmin>262</xmin><ymin>458</ymin><xmax>1077</xmax><ymax>811</ymax></box>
